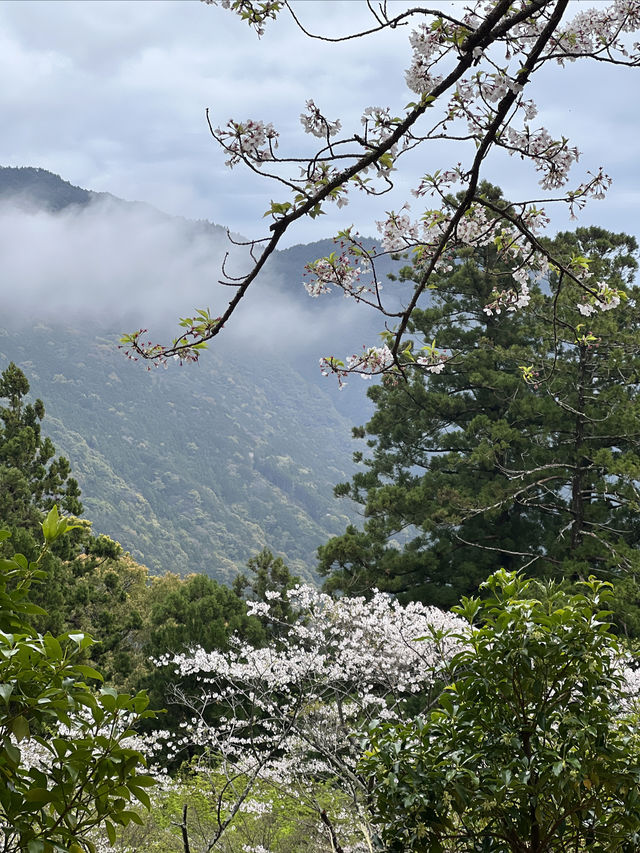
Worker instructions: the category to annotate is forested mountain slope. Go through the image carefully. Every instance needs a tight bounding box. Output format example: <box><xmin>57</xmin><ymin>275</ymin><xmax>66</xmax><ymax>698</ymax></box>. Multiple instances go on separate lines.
<box><xmin>0</xmin><ymin>166</ymin><xmax>388</xmax><ymax>582</ymax></box>
<box><xmin>0</xmin><ymin>323</ymin><xmax>359</xmax><ymax>582</ymax></box>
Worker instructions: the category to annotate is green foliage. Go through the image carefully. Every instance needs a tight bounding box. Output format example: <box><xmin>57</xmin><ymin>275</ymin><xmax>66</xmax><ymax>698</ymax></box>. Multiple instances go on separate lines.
<box><xmin>146</xmin><ymin>573</ymin><xmax>261</xmax><ymax>658</ymax></box>
<box><xmin>0</xmin><ymin>326</ymin><xmax>359</xmax><ymax>585</ymax></box>
<box><xmin>0</xmin><ymin>362</ymin><xmax>83</xmax><ymax>558</ymax></box>
<box><xmin>106</xmin><ymin>766</ymin><xmax>366</xmax><ymax>853</ymax></box>
<box><xmin>58</xmin><ymin>548</ymin><xmax>152</xmax><ymax>689</ymax></box>
<box><xmin>320</xmin><ymin>217</ymin><xmax>640</xmax><ymax>609</ymax></box>
<box><xmin>0</xmin><ymin>508</ymin><xmax>156</xmax><ymax>852</ymax></box>
<box><xmin>363</xmin><ymin>571</ymin><xmax>640</xmax><ymax>853</ymax></box>
<box><xmin>0</xmin><ymin>359</ymin><xmax>261</xmax><ymax>695</ymax></box>
<box><xmin>233</xmin><ymin>547</ymin><xmax>301</xmax><ymax>634</ymax></box>
<box><xmin>0</xmin><ymin>361</ymin><xmax>97</xmax><ymax>636</ymax></box>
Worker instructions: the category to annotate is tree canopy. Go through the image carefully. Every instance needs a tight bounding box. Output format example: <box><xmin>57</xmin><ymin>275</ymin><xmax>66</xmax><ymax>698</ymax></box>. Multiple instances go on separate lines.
<box><xmin>363</xmin><ymin>571</ymin><xmax>640</xmax><ymax>853</ymax></box>
<box><xmin>319</xmin><ymin>220</ymin><xmax>640</xmax><ymax>608</ymax></box>
<box><xmin>0</xmin><ymin>362</ymin><xmax>82</xmax><ymax>560</ymax></box>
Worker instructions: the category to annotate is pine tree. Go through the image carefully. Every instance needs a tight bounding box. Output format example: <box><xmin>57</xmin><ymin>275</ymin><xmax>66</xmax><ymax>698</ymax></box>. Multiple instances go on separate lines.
<box><xmin>0</xmin><ymin>362</ymin><xmax>82</xmax><ymax>557</ymax></box>
<box><xmin>319</xmin><ymin>222</ymin><xmax>640</xmax><ymax>609</ymax></box>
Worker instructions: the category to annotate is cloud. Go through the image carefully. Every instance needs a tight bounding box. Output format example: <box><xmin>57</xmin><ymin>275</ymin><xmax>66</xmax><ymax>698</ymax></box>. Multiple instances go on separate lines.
<box><xmin>0</xmin><ymin>195</ymin><xmax>386</xmax><ymax>372</ymax></box>
<box><xmin>1</xmin><ymin>0</ymin><xmax>637</xmax><ymax>301</ymax></box>
<box><xmin>0</xmin><ymin>0</ymin><xmax>408</xmax><ymax>238</ymax></box>
<box><xmin>1</xmin><ymin>0</ymin><xmax>638</xmax><ymax>434</ymax></box>
<box><xmin>1</xmin><ymin>197</ymin><xmax>229</xmax><ymax>329</ymax></box>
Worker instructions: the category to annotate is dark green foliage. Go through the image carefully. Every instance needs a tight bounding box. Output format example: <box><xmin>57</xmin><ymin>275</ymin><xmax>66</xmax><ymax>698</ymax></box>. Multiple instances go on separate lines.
<box><xmin>0</xmin><ymin>326</ymin><xmax>359</xmax><ymax>584</ymax></box>
<box><xmin>0</xmin><ymin>364</ymin><xmax>154</xmax><ymax>676</ymax></box>
<box><xmin>320</xmin><ymin>220</ymin><xmax>640</xmax><ymax>609</ymax></box>
<box><xmin>0</xmin><ymin>514</ymin><xmax>155</xmax><ymax>852</ymax></box>
<box><xmin>0</xmin><ymin>362</ymin><xmax>91</xmax><ymax>634</ymax></box>
<box><xmin>0</xmin><ymin>362</ymin><xmax>82</xmax><ymax>549</ymax></box>
<box><xmin>146</xmin><ymin>573</ymin><xmax>263</xmax><ymax>658</ymax></box>
<box><xmin>233</xmin><ymin>547</ymin><xmax>301</xmax><ymax>635</ymax></box>
<box><xmin>363</xmin><ymin>571</ymin><xmax>640</xmax><ymax>853</ymax></box>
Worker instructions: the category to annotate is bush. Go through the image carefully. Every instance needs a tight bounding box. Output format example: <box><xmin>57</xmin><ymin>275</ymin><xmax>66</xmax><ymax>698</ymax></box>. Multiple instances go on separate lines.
<box><xmin>0</xmin><ymin>508</ymin><xmax>155</xmax><ymax>852</ymax></box>
<box><xmin>363</xmin><ymin>570</ymin><xmax>640</xmax><ymax>853</ymax></box>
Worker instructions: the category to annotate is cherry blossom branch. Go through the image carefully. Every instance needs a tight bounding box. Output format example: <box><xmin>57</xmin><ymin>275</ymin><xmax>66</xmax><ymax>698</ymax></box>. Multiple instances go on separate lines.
<box><xmin>122</xmin><ymin>0</ymin><xmax>640</xmax><ymax>377</ymax></box>
<box><xmin>391</xmin><ymin>0</ymin><xmax>570</xmax><ymax>359</ymax></box>
<box><xmin>284</xmin><ymin>1</ymin><xmax>469</xmax><ymax>44</ymax></box>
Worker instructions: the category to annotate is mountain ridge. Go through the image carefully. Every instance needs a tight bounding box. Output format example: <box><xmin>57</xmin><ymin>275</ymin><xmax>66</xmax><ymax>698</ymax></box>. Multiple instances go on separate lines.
<box><xmin>0</xmin><ymin>166</ymin><xmax>386</xmax><ymax>581</ymax></box>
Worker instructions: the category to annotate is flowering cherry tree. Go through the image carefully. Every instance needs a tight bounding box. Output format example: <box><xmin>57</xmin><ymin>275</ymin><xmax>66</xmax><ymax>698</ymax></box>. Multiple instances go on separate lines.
<box><xmin>121</xmin><ymin>0</ymin><xmax>640</xmax><ymax>385</ymax></box>
<box><xmin>151</xmin><ymin>586</ymin><xmax>465</xmax><ymax>852</ymax></box>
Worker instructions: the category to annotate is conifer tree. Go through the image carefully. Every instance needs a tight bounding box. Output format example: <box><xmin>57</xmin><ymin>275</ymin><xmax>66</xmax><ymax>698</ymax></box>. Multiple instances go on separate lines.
<box><xmin>0</xmin><ymin>363</ymin><xmax>144</xmax><ymax>651</ymax></box>
<box><xmin>319</xmin><ymin>218</ymin><xmax>640</xmax><ymax>609</ymax></box>
<box><xmin>0</xmin><ymin>362</ymin><xmax>82</xmax><ymax>559</ymax></box>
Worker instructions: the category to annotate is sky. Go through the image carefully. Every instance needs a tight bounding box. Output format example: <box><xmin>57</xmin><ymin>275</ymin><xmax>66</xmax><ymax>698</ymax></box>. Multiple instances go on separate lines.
<box><xmin>1</xmin><ymin>0</ymin><xmax>640</xmax><ymax>372</ymax></box>
<box><xmin>1</xmin><ymin>0</ymin><xmax>639</xmax><ymax>247</ymax></box>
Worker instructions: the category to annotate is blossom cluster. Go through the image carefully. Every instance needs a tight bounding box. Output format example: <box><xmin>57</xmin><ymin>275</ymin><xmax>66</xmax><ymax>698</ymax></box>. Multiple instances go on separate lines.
<box><xmin>404</xmin><ymin>19</ymin><xmax>451</xmax><ymax>95</ymax></box>
<box><xmin>303</xmin><ymin>252</ymin><xmax>369</xmax><ymax>298</ymax></box>
<box><xmin>483</xmin><ymin>282</ymin><xmax>532</xmax><ymax>316</ymax></box>
<box><xmin>320</xmin><ymin>345</ymin><xmax>395</xmax><ymax>388</ymax></box>
<box><xmin>577</xmin><ymin>280</ymin><xmax>624</xmax><ymax>316</ymax></box>
<box><xmin>146</xmin><ymin>586</ymin><xmax>469</xmax><ymax>853</ymax></box>
<box><xmin>415</xmin><ymin>338</ymin><xmax>449</xmax><ymax>374</ymax></box>
<box><xmin>377</xmin><ymin>206</ymin><xmax>422</xmax><ymax>252</ymax></box>
<box><xmin>151</xmin><ymin>586</ymin><xmax>466</xmax><ymax>848</ymax></box>
<box><xmin>503</xmin><ymin>125</ymin><xmax>580</xmax><ymax>190</ymax></box>
<box><xmin>215</xmin><ymin>118</ymin><xmax>279</xmax><ymax>168</ymax></box>
<box><xmin>553</xmin><ymin>1</ymin><xmax>640</xmax><ymax>64</ymax></box>
<box><xmin>300</xmin><ymin>99</ymin><xmax>341</xmax><ymax>139</ymax></box>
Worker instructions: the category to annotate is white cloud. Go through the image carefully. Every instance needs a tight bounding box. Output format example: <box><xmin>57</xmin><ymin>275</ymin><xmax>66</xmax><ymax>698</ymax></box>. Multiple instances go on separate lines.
<box><xmin>0</xmin><ymin>1</ymin><xmax>638</xmax><ymax>249</ymax></box>
<box><xmin>0</xmin><ymin>197</ymin><xmax>231</xmax><ymax>329</ymax></box>
<box><xmin>0</xmin><ymin>195</ymin><xmax>384</xmax><ymax>372</ymax></box>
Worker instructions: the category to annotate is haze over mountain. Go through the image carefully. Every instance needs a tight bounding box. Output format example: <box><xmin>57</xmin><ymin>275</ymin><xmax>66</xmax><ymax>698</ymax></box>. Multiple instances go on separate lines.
<box><xmin>0</xmin><ymin>166</ymin><xmax>399</xmax><ymax>581</ymax></box>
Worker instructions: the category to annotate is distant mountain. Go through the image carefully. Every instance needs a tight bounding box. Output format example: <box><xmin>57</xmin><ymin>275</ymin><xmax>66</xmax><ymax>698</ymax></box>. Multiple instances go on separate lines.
<box><xmin>0</xmin><ymin>165</ymin><xmax>230</xmax><ymax>237</ymax></box>
<box><xmin>0</xmin><ymin>166</ymin><xmax>108</xmax><ymax>212</ymax></box>
<box><xmin>0</xmin><ymin>165</ymin><xmax>392</xmax><ymax>421</ymax></box>
<box><xmin>0</xmin><ymin>322</ymin><xmax>360</xmax><ymax>583</ymax></box>
<box><xmin>0</xmin><ymin>166</ymin><xmax>389</xmax><ymax>582</ymax></box>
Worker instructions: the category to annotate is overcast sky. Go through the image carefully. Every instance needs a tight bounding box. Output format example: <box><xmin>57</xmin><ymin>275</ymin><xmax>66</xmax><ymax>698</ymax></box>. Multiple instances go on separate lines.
<box><xmin>1</xmin><ymin>0</ymin><xmax>639</xmax><ymax>248</ymax></box>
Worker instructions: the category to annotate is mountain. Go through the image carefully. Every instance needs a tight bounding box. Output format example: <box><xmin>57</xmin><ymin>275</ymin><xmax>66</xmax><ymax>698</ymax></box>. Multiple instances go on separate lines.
<box><xmin>0</xmin><ymin>166</ymin><xmax>390</xmax><ymax>583</ymax></box>
<box><xmin>0</xmin><ymin>166</ymin><xmax>98</xmax><ymax>211</ymax></box>
<box><xmin>0</xmin><ymin>322</ymin><xmax>361</xmax><ymax>583</ymax></box>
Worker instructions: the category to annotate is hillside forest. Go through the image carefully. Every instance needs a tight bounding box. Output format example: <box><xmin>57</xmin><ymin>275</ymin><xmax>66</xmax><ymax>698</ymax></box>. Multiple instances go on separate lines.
<box><xmin>4</xmin><ymin>158</ymin><xmax>640</xmax><ymax>853</ymax></box>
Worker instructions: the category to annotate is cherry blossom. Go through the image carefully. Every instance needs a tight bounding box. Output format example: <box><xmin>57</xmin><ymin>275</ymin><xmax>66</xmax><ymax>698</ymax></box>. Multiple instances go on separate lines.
<box><xmin>300</xmin><ymin>99</ymin><xmax>342</xmax><ymax>139</ymax></box>
<box><xmin>151</xmin><ymin>586</ymin><xmax>466</xmax><ymax>852</ymax></box>
<box><xmin>303</xmin><ymin>252</ymin><xmax>367</xmax><ymax>298</ymax></box>
<box><xmin>215</xmin><ymin>118</ymin><xmax>279</xmax><ymax>168</ymax></box>
<box><xmin>123</xmin><ymin>0</ymin><xmax>640</xmax><ymax>386</ymax></box>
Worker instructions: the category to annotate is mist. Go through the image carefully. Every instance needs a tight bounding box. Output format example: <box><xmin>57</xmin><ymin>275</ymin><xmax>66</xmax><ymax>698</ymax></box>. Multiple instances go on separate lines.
<box><xmin>0</xmin><ymin>195</ymin><xmax>387</xmax><ymax>371</ymax></box>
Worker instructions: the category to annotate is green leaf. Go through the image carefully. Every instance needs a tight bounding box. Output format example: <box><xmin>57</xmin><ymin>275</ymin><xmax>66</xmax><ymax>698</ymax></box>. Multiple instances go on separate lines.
<box><xmin>12</xmin><ymin>715</ymin><xmax>30</xmax><ymax>742</ymax></box>
<box><xmin>74</xmin><ymin>664</ymin><xmax>104</xmax><ymax>681</ymax></box>
<box><xmin>105</xmin><ymin>821</ymin><xmax>117</xmax><ymax>845</ymax></box>
<box><xmin>24</xmin><ymin>788</ymin><xmax>55</xmax><ymax>804</ymax></box>
<box><xmin>43</xmin><ymin>634</ymin><xmax>63</xmax><ymax>660</ymax></box>
<box><xmin>42</xmin><ymin>505</ymin><xmax>61</xmax><ymax>543</ymax></box>
<box><xmin>3</xmin><ymin>739</ymin><xmax>21</xmax><ymax>765</ymax></box>
<box><xmin>129</xmin><ymin>785</ymin><xmax>151</xmax><ymax>809</ymax></box>
<box><xmin>0</xmin><ymin>683</ymin><xmax>13</xmax><ymax>703</ymax></box>
<box><xmin>20</xmin><ymin>603</ymin><xmax>48</xmax><ymax>616</ymax></box>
